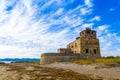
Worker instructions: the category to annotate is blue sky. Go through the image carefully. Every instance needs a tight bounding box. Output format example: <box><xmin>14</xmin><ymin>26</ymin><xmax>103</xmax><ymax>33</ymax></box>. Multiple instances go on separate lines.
<box><xmin>0</xmin><ymin>0</ymin><xmax>120</xmax><ymax>58</ymax></box>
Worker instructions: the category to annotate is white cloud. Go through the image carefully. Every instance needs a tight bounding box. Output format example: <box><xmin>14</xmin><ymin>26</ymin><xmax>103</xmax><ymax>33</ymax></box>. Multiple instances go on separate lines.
<box><xmin>84</xmin><ymin>0</ymin><xmax>93</xmax><ymax>7</ymax></box>
<box><xmin>0</xmin><ymin>45</ymin><xmax>40</xmax><ymax>58</ymax></box>
<box><xmin>81</xmin><ymin>23</ymin><xmax>94</xmax><ymax>29</ymax></box>
<box><xmin>80</xmin><ymin>7</ymin><xmax>92</xmax><ymax>15</ymax></box>
<box><xmin>0</xmin><ymin>0</ymin><xmax>119</xmax><ymax>58</ymax></box>
<box><xmin>97</xmin><ymin>25</ymin><xmax>109</xmax><ymax>33</ymax></box>
<box><xmin>90</xmin><ymin>16</ymin><xmax>101</xmax><ymax>22</ymax></box>
<box><xmin>95</xmin><ymin>25</ymin><xmax>120</xmax><ymax>56</ymax></box>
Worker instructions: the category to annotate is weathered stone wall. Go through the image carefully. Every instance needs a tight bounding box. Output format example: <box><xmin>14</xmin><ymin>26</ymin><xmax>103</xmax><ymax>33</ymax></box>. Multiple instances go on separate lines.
<box><xmin>57</xmin><ymin>48</ymin><xmax>71</xmax><ymax>53</ymax></box>
<box><xmin>40</xmin><ymin>53</ymin><xmax>100</xmax><ymax>64</ymax></box>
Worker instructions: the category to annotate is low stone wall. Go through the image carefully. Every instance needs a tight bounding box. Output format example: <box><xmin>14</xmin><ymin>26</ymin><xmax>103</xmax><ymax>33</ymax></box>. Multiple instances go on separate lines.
<box><xmin>40</xmin><ymin>53</ymin><xmax>83</xmax><ymax>64</ymax></box>
<box><xmin>40</xmin><ymin>53</ymin><xmax>101</xmax><ymax>64</ymax></box>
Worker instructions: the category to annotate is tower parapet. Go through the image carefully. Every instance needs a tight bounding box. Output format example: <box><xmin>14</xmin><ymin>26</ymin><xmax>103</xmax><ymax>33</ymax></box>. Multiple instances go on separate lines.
<box><xmin>80</xmin><ymin>27</ymin><xmax>96</xmax><ymax>39</ymax></box>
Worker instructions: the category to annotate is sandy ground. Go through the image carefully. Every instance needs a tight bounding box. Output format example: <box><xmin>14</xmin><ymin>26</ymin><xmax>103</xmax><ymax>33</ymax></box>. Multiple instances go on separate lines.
<box><xmin>41</xmin><ymin>63</ymin><xmax>120</xmax><ymax>80</ymax></box>
<box><xmin>0</xmin><ymin>63</ymin><xmax>93</xmax><ymax>80</ymax></box>
<box><xmin>0</xmin><ymin>63</ymin><xmax>120</xmax><ymax>80</ymax></box>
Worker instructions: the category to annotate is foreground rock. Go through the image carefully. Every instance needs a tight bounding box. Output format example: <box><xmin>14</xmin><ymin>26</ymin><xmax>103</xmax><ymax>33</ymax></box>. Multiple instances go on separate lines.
<box><xmin>0</xmin><ymin>63</ymin><xmax>93</xmax><ymax>80</ymax></box>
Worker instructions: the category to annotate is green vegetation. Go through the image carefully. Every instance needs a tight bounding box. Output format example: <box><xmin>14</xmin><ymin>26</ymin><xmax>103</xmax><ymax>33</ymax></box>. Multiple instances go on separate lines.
<box><xmin>71</xmin><ymin>56</ymin><xmax>120</xmax><ymax>65</ymax></box>
<box><xmin>0</xmin><ymin>62</ymin><xmax>5</xmax><ymax>64</ymax></box>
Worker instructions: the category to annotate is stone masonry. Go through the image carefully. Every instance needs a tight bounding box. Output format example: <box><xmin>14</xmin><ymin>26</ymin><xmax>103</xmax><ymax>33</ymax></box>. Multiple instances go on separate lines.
<box><xmin>40</xmin><ymin>28</ymin><xmax>101</xmax><ymax>64</ymax></box>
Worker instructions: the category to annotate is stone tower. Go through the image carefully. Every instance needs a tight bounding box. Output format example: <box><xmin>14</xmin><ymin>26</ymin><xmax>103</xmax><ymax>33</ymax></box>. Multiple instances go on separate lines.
<box><xmin>40</xmin><ymin>28</ymin><xmax>101</xmax><ymax>64</ymax></box>
<box><xmin>66</xmin><ymin>27</ymin><xmax>101</xmax><ymax>59</ymax></box>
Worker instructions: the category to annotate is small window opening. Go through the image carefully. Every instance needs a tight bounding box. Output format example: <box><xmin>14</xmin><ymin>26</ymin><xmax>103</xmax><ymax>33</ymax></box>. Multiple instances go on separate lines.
<box><xmin>94</xmin><ymin>49</ymin><xmax>96</xmax><ymax>54</ymax></box>
<box><xmin>71</xmin><ymin>46</ymin><xmax>73</xmax><ymax>48</ymax></box>
<box><xmin>92</xmin><ymin>31</ymin><xmax>95</xmax><ymax>34</ymax></box>
<box><xmin>86</xmin><ymin>49</ymin><xmax>89</xmax><ymax>53</ymax></box>
<box><xmin>87</xmin><ymin>31</ymin><xmax>90</xmax><ymax>34</ymax></box>
<box><xmin>75</xmin><ymin>51</ymin><xmax>76</xmax><ymax>53</ymax></box>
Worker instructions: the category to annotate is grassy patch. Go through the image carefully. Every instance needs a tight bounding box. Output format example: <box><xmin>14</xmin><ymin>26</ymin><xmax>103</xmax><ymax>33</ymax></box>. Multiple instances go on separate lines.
<box><xmin>71</xmin><ymin>59</ymin><xmax>94</xmax><ymax>65</ymax></box>
<box><xmin>0</xmin><ymin>62</ymin><xmax>6</xmax><ymax>64</ymax></box>
<box><xmin>95</xmin><ymin>58</ymin><xmax>120</xmax><ymax>65</ymax></box>
<box><xmin>71</xmin><ymin>57</ymin><xmax>120</xmax><ymax>65</ymax></box>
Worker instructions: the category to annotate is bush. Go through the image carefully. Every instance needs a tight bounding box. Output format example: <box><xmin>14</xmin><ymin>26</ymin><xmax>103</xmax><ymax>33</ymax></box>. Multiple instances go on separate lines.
<box><xmin>106</xmin><ymin>56</ymin><xmax>115</xmax><ymax>59</ymax></box>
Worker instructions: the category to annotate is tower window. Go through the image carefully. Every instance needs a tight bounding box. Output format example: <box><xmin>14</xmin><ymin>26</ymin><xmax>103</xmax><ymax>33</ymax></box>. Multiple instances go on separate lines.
<box><xmin>94</xmin><ymin>49</ymin><xmax>96</xmax><ymax>54</ymax></box>
<box><xmin>75</xmin><ymin>51</ymin><xmax>76</xmax><ymax>53</ymax></box>
<box><xmin>92</xmin><ymin>31</ymin><xmax>95</xmax><ymax>34</ymax></box>
<box><xmin>87</xmin><ymin>31</ymin><xmax>90</xmax><ymax>33</ymax></box>
<box><xmin>86</xmin><ymin>49</ymin><xmax>89</xmax><ymax>53</ymax></box>
<box><xmin>71</xmin><ymin>46</ymin><xmax>73</xmax><ymax>48</ymax></box>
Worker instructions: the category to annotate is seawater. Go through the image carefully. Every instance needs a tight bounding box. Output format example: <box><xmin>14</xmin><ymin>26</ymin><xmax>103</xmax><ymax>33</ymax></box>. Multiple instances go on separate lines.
<box><xmin>0</xmin><ymin>61</ymin><xmax>14</xmax><ymax>63</ymax></box>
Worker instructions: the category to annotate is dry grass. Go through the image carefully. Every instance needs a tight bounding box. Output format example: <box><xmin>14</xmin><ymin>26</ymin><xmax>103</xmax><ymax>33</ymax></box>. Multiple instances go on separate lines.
<box><xmin>71</xmin><ymin>58</ymin><xmax>120</xmax><ymax>66</ymax></box>
<box><xmin>95</xmin><ymin>58</ymin><xmax>120</xmax><ymax>64</ymax></box>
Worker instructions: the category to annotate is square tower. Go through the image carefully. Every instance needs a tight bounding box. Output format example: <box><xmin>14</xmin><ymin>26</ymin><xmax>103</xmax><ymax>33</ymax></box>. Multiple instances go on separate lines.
<box><xmin>67</xmin><ymin>28</ymin><xmax>101</xmax><ymax>58</ymax></box>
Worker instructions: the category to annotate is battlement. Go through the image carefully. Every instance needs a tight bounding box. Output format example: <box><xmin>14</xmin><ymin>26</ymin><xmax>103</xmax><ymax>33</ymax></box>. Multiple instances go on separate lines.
<box><xmin>80</xmin><ymin>27</ymin><xmax>96</xmax><ymax>39</ymax></box>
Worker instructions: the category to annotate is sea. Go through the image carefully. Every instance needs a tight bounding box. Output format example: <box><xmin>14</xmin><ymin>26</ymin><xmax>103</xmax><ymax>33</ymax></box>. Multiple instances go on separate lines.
<box><xmin>0</xmin><ymin>61</ymin><xmax>13</xmax><ymax>63</ymax></box>
<box><xmin>0</xmin><ymin>58</ymin><xmax>40</xmax><ymax>63</ymax></box>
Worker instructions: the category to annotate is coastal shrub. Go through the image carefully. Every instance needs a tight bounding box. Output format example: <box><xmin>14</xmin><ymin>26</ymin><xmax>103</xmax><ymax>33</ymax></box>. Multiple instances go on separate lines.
<box><xmin>106</xmin><ymin>56</ymin><xmax>115</xmax><ymax>59</ymax></box>
<box><xmin>0</xmin><ymin>62</ymin><xmax>5</xmax><ymax>64</ymax></box>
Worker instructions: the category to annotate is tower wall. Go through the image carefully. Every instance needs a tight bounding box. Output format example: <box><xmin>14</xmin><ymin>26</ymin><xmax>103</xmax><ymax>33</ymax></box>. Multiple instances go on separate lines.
<box><xmin>66</xmin><ymin>28</ymin><xmax>101</xmax><ymax>58</ymax></box>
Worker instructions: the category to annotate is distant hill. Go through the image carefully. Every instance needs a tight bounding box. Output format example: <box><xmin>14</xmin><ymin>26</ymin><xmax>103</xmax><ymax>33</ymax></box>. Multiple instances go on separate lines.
<box><xmin>0</xmin><ymin>58</ymin><xmax>40</xmax><ymax>63</ymax></box>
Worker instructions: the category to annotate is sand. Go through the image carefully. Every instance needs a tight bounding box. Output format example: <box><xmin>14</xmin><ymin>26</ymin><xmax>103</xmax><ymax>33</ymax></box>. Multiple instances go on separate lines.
<box><xmin>0</xmin><ymin>62</ymin><xmax>120</xmax><ymax>80</ymax></box>
<box><xmin>0</xmin><ymin>63</ymin><xmax>93</xmax><ymax>80</ymax></box>
<box><xmin>41</xmin><ymin>63</ymin><xmax>120</xmax><ymax>80</ymax></box>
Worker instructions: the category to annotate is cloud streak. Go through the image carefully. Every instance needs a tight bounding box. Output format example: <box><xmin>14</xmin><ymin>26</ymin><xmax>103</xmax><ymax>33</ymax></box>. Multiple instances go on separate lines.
<box><xmin>0</xmin><ymin>0</ymin><xmax>120</xmax><ymax>58</ymax></box>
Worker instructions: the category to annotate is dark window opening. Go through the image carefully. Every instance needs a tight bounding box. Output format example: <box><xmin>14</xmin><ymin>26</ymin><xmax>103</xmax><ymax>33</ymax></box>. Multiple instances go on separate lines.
<box><xmin>71</xmin><ymin>46</ymin><xmax>73</xmax><ymax>48</ymax></box>
<box><xmin>87</xmin><ymin>31</ymin><xmax>90</xmax><ymax>34</ymax></box>
<box><xmin>75</xmin><ymin>51</ymin><xmax>76</xmax><ymax>53</ymax></box>
<box><xmin>86</xmin><ymin>49</ymin><xmax>89</xmax><ymax>53</ymax></box>
<box><xmin>94</xmin><ymin>49</ymin><xmax>96</xmax><ymax>54</ymax></box>
<box><xmin>92</xmin><ymin>31</ymin><xmax>95</xmax><ymax>34</ymax></box>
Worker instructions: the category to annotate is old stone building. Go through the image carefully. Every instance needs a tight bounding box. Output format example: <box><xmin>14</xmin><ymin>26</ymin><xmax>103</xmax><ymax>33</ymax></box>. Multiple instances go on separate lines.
<box><xmin>40</xmin><ymin>28</ymin><xmax>101</xmax><ymax>64</ymax></box>
<box><xmin>59</xmin><ymin>27</ymin><xmax>100</xmax><ymax>55</ymax></box>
